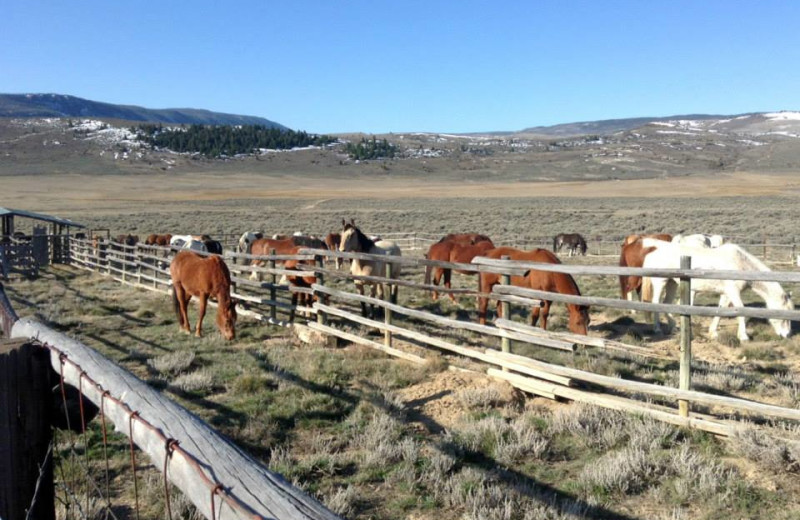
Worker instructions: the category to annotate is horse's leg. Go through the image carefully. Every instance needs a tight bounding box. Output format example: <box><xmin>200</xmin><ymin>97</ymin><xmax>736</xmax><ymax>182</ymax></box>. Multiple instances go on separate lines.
<box><xmin>372</xmin><ymin>283</ymin><xmax>381</xmax><ymax>319</ymax></box>
<box><xmin>708</xmin><ymin>293</ymin><xmax>730</xmax><ymax>340</ymax></box>
<box><xmin>530</xmin><ymin>304</ymin><xmax>540</xmax><ymax>327</ymax></box>
<box><xmin>663</xmin><ymin>280</ymin><xmax>678</xmax><ymax>332</ymax></box>
<box><xmin>357</xmin><ymin>284</ymin><xmax>368</xmax><ymax>317</ymax></box>
<box><xmin>727</xmin><ymin>289</ymin><xmax>750</xmax><ymax>341</ymax></box>
<box><xmin>289</xmin><ymin>292</ymin><xmax>297</xmax><ymax>323</ymax></box>
<box><xmin>195</xmin><ymin>294</ymin><xmax>208</xmax><ymax>337</ymax></box>
<box><xmin>175</xmin><ymin>285</ymin><xmax>189</xmax><ymax>332</ymax></box>
<box><xmin>432</xmin><ymin>267</ymin><xmax>443</xmax><ymax>300</ymax></box>
<box><xmin>650</xmin><ymin>279</ymin><xmax>665</xmax><ymax>334</ymax></box>
<box><xmin>539</xmin><ymin>301</ymin><xmax>551</xmax><ymax>330</ymax></box>
<box><xmin>444</xmin><ymin>269</ymin><xmax>457</xmax><ymax>303</ymax></box>
<box><xmin>477</xmin><ymin>277</ymin><xmax>490</xmax><ymax>325</ymax></box>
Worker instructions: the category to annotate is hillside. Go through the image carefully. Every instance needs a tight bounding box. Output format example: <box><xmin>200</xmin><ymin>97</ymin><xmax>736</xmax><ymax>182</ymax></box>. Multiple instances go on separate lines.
<box><xmin>3</xmin><ymin>110</ymin><xmax>800</xmax><ymax>182</ymax></box>
<box><xmin>0</xmin><ymin>93</ymin><xmax>287</xmax><ymax>128</ymax></box>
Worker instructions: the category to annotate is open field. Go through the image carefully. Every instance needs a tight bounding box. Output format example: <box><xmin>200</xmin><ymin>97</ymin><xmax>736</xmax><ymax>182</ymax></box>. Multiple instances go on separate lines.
<box><xmin>4</xmin><ymin>265</ymin><xmax>800</xmax><ymax>520</ymax></box>
<box><xmin>5</xmin><ymin>134</ymin><xmax>800</xmax><ymax>519</ymax></box>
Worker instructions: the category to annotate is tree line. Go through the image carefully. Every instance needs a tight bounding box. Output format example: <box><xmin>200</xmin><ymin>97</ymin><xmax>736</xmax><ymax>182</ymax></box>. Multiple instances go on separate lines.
<box><xmin>343</xmin><ymin>137</ymin><xmax>397</xmax><ymax>160</ymax></box>
<box><xmin>133</xmin><ymin>124</ymin><xmax>336</xmax><ymax>157</ymax></box>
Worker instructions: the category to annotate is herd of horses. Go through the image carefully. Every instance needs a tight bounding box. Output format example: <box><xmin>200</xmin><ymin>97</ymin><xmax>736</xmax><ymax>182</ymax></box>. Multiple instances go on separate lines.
<box><xmin>92</xmin><ymin>225</ymin><xmax>794</xmax><ymax>344</ymax></box>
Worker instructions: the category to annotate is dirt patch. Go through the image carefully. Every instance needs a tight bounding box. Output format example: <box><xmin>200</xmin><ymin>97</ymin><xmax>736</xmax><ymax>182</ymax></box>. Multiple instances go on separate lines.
<box><xmin>397</xmin><ymin>370</ymin><xmax>521</xmax><ymax>431</ymax></box>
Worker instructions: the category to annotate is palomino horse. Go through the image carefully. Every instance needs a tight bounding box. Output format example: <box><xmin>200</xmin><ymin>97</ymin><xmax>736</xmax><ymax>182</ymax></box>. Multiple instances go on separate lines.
<box><xmin>641</xmin><ymin>239</ymin><xmax>793</xmax><ymax>340</ymax></box>
<box><xmin>424</xmin><ymin>238</ymin><xmax>494</xmax><ymax>302</ymax></box>
<box><xmin>339</xmin><ymin>219</ymin><xmax>402</xmax><ymax>317</ymax></box>
<box><xmin>553</xmin><ymin>233</ymin><xmax>587</xmax><ymax>257</ymax></box>
<box><xmin>324</xmin><ymin>232</ymin><xmax>343</xmax><ymax>268</ymax></box>
<box><xmin>478</xmin><ymin>247</ymin><xmax>590</xmax><ymax>335</ymax></box>
<box><xmin>170</xmin><ymin>250</ymin><xmax>237</xmax><ymax>340</ymax></box>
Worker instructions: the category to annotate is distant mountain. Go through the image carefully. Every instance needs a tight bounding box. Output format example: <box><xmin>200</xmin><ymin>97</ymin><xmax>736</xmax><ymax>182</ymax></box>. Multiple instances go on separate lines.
<box><xmin>518</xmin><ymin>113</ymin><xmax>754</xmax><ymax>137</ymax></box>
<box><xmin>0</xmin><ymin>93</ymin><xmax>288</xmax><ymax>129</ymax></box>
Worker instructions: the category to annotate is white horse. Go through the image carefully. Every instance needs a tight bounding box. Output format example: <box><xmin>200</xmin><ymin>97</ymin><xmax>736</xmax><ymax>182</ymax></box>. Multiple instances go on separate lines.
<box><xmin>641</xmin><ymin>239</ymin><xmax>793</xmax><ymax>341</ymax></box>
<box><xmin>170</xmin><ymin>235</ymin><xmax>208</xmax><ymax>253</ymax></box>
<box><xmin>672</xmin><ymin>234</ymin><xmax>725</xmax><ymax>249</ymax></box>
<box><xmin>339</xmin><ymin>219</ymin><xmax>402</xmax><ymax>317</ymax></box>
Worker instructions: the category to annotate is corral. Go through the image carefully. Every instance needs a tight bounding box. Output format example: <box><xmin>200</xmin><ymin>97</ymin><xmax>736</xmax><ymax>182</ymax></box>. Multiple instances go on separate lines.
<box><xmin>2</xmin><ymin>210</ymin><xmax>800</xmax><ymax>519</ymax></box>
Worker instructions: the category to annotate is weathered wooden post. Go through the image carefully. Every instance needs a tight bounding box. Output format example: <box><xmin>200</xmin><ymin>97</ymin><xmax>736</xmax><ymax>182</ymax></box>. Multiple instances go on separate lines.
<box><xmin>500</xmin><ymin>256</ymin><xmax>512</xmax><ymax>366</ymax></box>
<box><xmin>269</xmin><ymin>248</ymin><xmax>277</xmax><ymax>322</ymax></box>
<box><xmin>384</xmin><ymin>261</ymin><xmax>393</xmax><ymax>348</ymax></box>
<box><xmin>0</xmin><ymin>339</ymin><xmax>55</xmax><ymax>520</ymax></box>
<box><xmin>316</xmin><ymin>255</ymin><xmax>327</xmax><ymax>326</ymax></box>
<box><xmin>678</xmin><ymin>255</ymin><xmax>692</xmax><ymax>417</ymax></box>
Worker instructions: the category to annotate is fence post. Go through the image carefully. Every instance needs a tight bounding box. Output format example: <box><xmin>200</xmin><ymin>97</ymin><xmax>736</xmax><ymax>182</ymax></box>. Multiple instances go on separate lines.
<box><xmin>678</xmin><ymin>255</ymin><xmax>692</xmax><ymax>417</ymax></box>
<box><xmin>0</xmin><ymin>339</ymin><xmax>55</xmax><ymax>520</ymax></box>
<box><xmin>270</xmin><ymin>248</ymin><xmax>277</xmax><ymax>322</ymax></box>
<box><xmin>316</xmin><ymin>255</ymin><xmax>327</xmax><ymax>326</ymax></box>
<box><xmin>384</xmin><ymin>262</ymin><xmax>393</xmax><ymax>348</ymax></box>
<box><xmin>500</xmin><ymin>256</ymin><xmax>512</xmax><ymax>366</ymax></box>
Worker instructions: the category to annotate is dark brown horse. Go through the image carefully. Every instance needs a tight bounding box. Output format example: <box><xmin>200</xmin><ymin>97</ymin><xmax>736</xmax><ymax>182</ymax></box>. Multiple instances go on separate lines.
<box><xmin>170</xmin><ymin>251</ymin><xmax>237</xmax><ymax>340</ymax></box>
<box><xmin>478</xmin><ymin>247</ymin><xmax>590</xmax><ymax>335</ymax></box>
<box><xmin>424</xmin><ymin>239</ymin><xmax>494</xmax><ymax>301</ymax></box>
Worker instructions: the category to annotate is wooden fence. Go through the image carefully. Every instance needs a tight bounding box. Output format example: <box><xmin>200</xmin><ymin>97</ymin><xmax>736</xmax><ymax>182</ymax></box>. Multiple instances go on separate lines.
<box><xmin>67</xmin><ymin>238</ymin><xmax>800</xmax><ymax>436</ymax></box>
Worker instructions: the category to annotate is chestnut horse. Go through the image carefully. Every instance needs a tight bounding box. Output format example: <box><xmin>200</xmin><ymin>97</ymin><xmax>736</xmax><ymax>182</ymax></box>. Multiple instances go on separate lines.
<box><xmin>618</xmin><ymin>234</ymin><xmax>672</xmax><ymax>305</ymax></box>
<box><xmin>478</xmin><ymin>247</ymin><xmax>590</xmax><ymax>335</ymax></box>
<box><xmin>438</xmin><ymin>233</ymin><xmax>493</xmax><ymax>245</ymax></box>
<box><xmin>424</xmin><ymin>239</ymin><xmax>494</xmax><ymax>301</ymax></box>
<box><xmin>324</xmin><ymin>232</ymin><xmax>343</xmax><ymax>268</ymax></box>
<box><xmin>249</xmin><ymin>236</ymin><xmax>327</xmax><ymax>280</ymax></box>
<box><xmin>146</xmin><ymin>234</ymin><xmax>173</xmax><ymax>246</ymax></box>
<box><xmin>283</xmin><ymin>246</ymin><xmax>318</xmax><ymax>321</ymax></box>
<box><xmin>170</xmin><ymin>251</ymin><xmax>237</xmax><ymax>340</ymax></box>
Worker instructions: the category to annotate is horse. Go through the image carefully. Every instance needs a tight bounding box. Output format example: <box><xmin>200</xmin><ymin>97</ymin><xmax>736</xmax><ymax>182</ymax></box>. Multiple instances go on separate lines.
<box><xmin>237</xmin><ymin>232</ymin><xmax>264</xmax><ymax>255</ymax></box>
<box><xmin>248</xmin><ymin>236</ymin><xmax>327</xmax><ymax>281</ymax></box>
<box><xmin>618</xmin><ymin>238</ymin><xmax>660</xmax><ymax>305</ymax></box>
<box><xmin>170</xmin><ymin>250</ymin><xmax>237</xmax><ymax>340</ymax></box>
<box><xmin>324</xmin><ymin>232</ymin><xmax>343</xmax><ymax>268</ymax></box>
<box><xmin>282</xmin><ymin>246</ymin><xmax>318</xmax><ymax>322</ymax></box>
<box><xmin>477</xmin><ymin>247</ymin><xmax>590</xmax><ymax>335</ymax></box>
<box><xmin>170</xmin><ymin>235</ymin><xmax>209</xmax><ymax>253</ymax></box>
<box><xmin>146</xmin><ymin>234</ymin><xmax>173</xmax><ymax>246</ymax></box>
<box><xmin>640</xmin><ymin>240</ymin><xmax>793</xmax><ymax>341</ymax></box>
<box><xmin>622</xmin><ymin>233</ymin><xmax>672</xmax><ymax>247</ymax></box>
<box><xmin>437</xmin><ymin>233</ymin><xmax>493</xmax><ymax>245</ymax></box>
<box><xmin>339</xmin><ymin>219</ymin><xmax>402</xmax><ymax>317</ymax></box>
<box><xmin>424</xmin><ymin>238</ymin><xmax>494</xmax><ymax>302</ymax></box>
<box><xmin>672</xmin><ymin>234</ymin><xmax>725</xmax><ymax>248</ymax></box>
<box><xmin>553</xmin><ymin>233</ymin><xmax>587</xmax><ymax>257</ymax></box>
<box><xmin>114</xmin><ymin>234</ymin><xmax>139</xmax><ymax>246</ymax></box>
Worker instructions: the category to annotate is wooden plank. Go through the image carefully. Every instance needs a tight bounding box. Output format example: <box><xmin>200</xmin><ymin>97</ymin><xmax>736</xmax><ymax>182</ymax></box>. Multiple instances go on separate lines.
<box><xmin>305</xmin><ymin>321</ymin><xmax>427</xmax><ymax>364</ymax></box>
<box><xmin>494</xmin><ymin>326</ymin><xmax>577</xmax><ymax>352</ymax></box>
<box><xmin>481</xmin><ymin>349</ymin><xmax>800</xmax><ymax>422</ymax></box>
<box><xmin>472</xmin><ymin>256</ymin><xmax>800</xmax><ymax>283</ymax></box>
<box><xmin>493</xmin><ymin>284</ymin><xmax>800</xmax><ymax>322</ymax></box>
<box><xmin>12</xmin><ymin>319</ymin><xmax>336</xmax><ymax>520</ymax></box>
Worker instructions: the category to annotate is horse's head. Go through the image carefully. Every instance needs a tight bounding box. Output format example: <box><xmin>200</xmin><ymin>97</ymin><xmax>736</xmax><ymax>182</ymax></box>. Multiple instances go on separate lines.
<box><xmin>568</xmin><ymin>305</ymin><xmax>591</xmax><ymax>335</ymax></box>
<box><xmin>217</xmin><ymin>298</ymin><xmax>238</xmax><ymax>341</ymax></box>
<box><xmin>340</xmin><ymin>219</ymin><xmax>358</xmax><ymax>252</ymax></box>
<box><xmin>769</xmin><ymin>292</ymin><xmax>794</xmax><ymax>339</ymax></box>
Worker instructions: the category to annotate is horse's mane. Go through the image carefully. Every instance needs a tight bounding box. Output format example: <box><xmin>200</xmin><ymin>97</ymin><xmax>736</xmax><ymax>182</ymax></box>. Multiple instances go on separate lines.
<box><xmin>718</xmin><ymin>244</ymin><xmax>772</xmax><ymax>271</ymax></box>
<box><xmin>345</xmin><ymin>224</ymin><xmax>375</xmax><ymax>251</ymax></box>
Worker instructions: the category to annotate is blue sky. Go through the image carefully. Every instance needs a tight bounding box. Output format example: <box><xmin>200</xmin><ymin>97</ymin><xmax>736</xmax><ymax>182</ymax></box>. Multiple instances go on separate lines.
<box><xmin>3</xmin><ymin>1</ymin><xmax>800</xmax><ymax>134</ymax></box>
